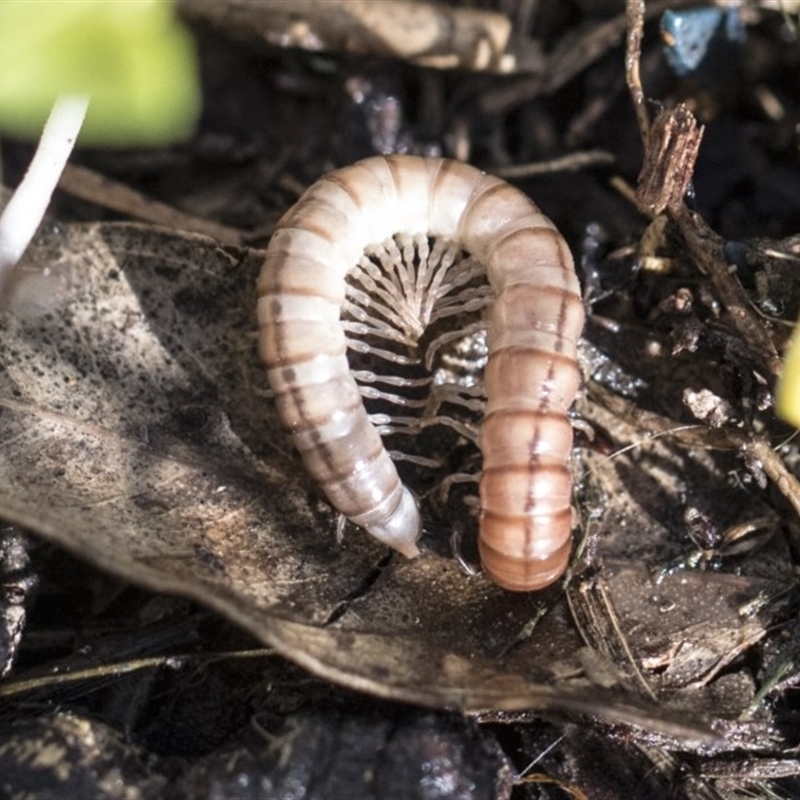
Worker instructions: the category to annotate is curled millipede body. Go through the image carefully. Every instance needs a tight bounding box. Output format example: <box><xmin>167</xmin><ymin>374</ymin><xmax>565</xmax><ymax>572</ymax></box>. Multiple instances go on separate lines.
<box><xmin>257</xmin><ymin>155</ymin><xmax>584</xmax><ymax>591</ymax></box>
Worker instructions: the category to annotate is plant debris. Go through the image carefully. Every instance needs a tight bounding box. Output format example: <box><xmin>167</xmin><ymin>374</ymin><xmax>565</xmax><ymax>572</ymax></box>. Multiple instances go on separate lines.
<box><xmin>3</xmin><ymin>1</ymin><xmax>800</xmax><ymax>797</ymax></box>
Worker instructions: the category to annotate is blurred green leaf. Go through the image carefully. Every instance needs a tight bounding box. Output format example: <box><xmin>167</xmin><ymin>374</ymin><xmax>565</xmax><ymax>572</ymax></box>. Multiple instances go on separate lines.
<box><xmin>0</xmin><ymin>0</ymin><xmax>199</xmax><ymax>145</ymax></box>
<box><xmin>777</xmin><ymin>320</ymin><xmax>800</xmax><ymax>427</ymax></box>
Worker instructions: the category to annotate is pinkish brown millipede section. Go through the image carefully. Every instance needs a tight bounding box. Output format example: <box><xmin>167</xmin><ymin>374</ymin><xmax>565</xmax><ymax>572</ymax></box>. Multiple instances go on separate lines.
<box><xmin>257</xmin><ymin>155</ymin><xmax>584</xmax><ymax>591</ymax></box>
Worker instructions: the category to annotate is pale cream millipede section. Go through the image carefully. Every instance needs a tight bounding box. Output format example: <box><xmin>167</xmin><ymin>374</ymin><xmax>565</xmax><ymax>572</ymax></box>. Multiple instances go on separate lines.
<box><xmin>257</xmin><ymin>155</ymin><xmax>584</xmax><ymax>591</ymax></box>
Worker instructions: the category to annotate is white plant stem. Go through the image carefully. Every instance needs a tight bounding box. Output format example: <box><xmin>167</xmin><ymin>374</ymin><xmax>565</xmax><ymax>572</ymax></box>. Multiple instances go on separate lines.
<box><xmin>0</xmin><ymin>94</ymin><xmax>89</xmax><ymax>293</ymax></box>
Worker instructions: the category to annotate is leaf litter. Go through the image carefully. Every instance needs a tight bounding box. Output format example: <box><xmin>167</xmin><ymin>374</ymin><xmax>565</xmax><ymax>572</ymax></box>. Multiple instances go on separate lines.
<box><xmin>0</xmin><ymin>218</ymin><xmax>789</xmax><ymax>751</ymax></box>
<box><xmin>4</xmin><ymin>1</ymin><xmax>800</xmax><ymax>795</ymax></box>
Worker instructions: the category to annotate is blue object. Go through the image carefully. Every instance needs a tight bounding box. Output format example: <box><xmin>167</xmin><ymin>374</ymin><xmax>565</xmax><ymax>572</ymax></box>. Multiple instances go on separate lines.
<box><xmin>660</xmin><ymin>7</ymin><xmax>745</xmax><ymax>76</ymax></box>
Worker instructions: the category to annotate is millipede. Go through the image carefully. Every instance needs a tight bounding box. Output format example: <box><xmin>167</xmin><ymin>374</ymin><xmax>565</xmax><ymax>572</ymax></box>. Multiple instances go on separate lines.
<box><xmin>257</xmin><ymin>155</ymin><xmax>584</xmax><ymax>591</ymax></box>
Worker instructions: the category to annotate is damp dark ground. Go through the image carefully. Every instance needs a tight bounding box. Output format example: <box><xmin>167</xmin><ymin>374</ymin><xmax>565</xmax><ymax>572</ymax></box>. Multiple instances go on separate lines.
<box><xmin>3</xmin><ymin>2</ymin><xmax>800</xmax><ymax>798</ymax></box>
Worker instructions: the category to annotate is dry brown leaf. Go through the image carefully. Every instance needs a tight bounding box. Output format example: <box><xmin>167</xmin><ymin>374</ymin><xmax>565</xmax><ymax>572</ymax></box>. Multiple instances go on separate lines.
<box><xmin>179</xmin><ymin>0</ymin><xmax>514</xmax><ymax>72</ymax></box>
<box><xmin>1</xmin><ymin>221</ymin><xmax>780</xmax><ymax>745</ymax></box>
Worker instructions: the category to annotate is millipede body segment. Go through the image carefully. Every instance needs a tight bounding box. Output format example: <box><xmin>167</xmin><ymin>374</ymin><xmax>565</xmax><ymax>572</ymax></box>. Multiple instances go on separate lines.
<box><xmin>257</xmin><ymin>155</ymin><xmax>584</xmax><ymax>591</ymax></box>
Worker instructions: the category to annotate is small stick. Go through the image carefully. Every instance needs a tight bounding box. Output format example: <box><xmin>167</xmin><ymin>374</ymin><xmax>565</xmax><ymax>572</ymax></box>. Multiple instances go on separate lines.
<box><xmin>625</xmin><ymin>0</ymin><xmax>650</xmax><ymax>145</ymax></box>
<box><xmin>670</xmin><ymin>204</ymin><xmax>781</xmax><ymax>376</ymax></box>
<box><xmin>493</xmin><ymin>150</ymin><xmax>614</xmax><ymax>179</ymax></box>
<box><xmin>58</xmin><ymin>164</ymin><xmax>244</xmax><ymax>246</ymax></box>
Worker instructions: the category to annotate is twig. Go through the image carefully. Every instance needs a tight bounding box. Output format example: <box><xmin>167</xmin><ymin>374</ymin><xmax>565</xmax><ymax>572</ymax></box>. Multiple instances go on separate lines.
<box><xmin>669</xmin><ymin>204</ymin><xmax>782</xmax><ymax>376</ymax></box>
<box><xmin>479</xmin><ymin>0</ymin><xmax>696</xmax><ymax>115</ymax></box>
<box><xmin>58</xmin><ymin>164</ymin><xmax>244</xmax><ymax>246</ymax></box>
<box><xmin>493</xmin><ymin>149</ymin><xmax>614</xmax><ymax>179</ymax></box>
<box><xmin>742</xmin><ymin>437</ymin><xmax>800</xmax><ymax>523</ymax></box>
<box><xmin>621</xmin><ymin>1</ymin><xmax>773</xmax><ymax>370</ymax></box>
<box><xmin>625</xmin><ymin>0</ymin><xmax>650</xmax><ymax>145</ymax></box>
<box><xmin>636</xmin><ymin>104</ymin><xmax>704</xmax><ymax>215</ymax></box>
<box><xmin>589</xmin><ymin>382</ymin><xmax>800</xmax><ymax>523</ymax></box>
